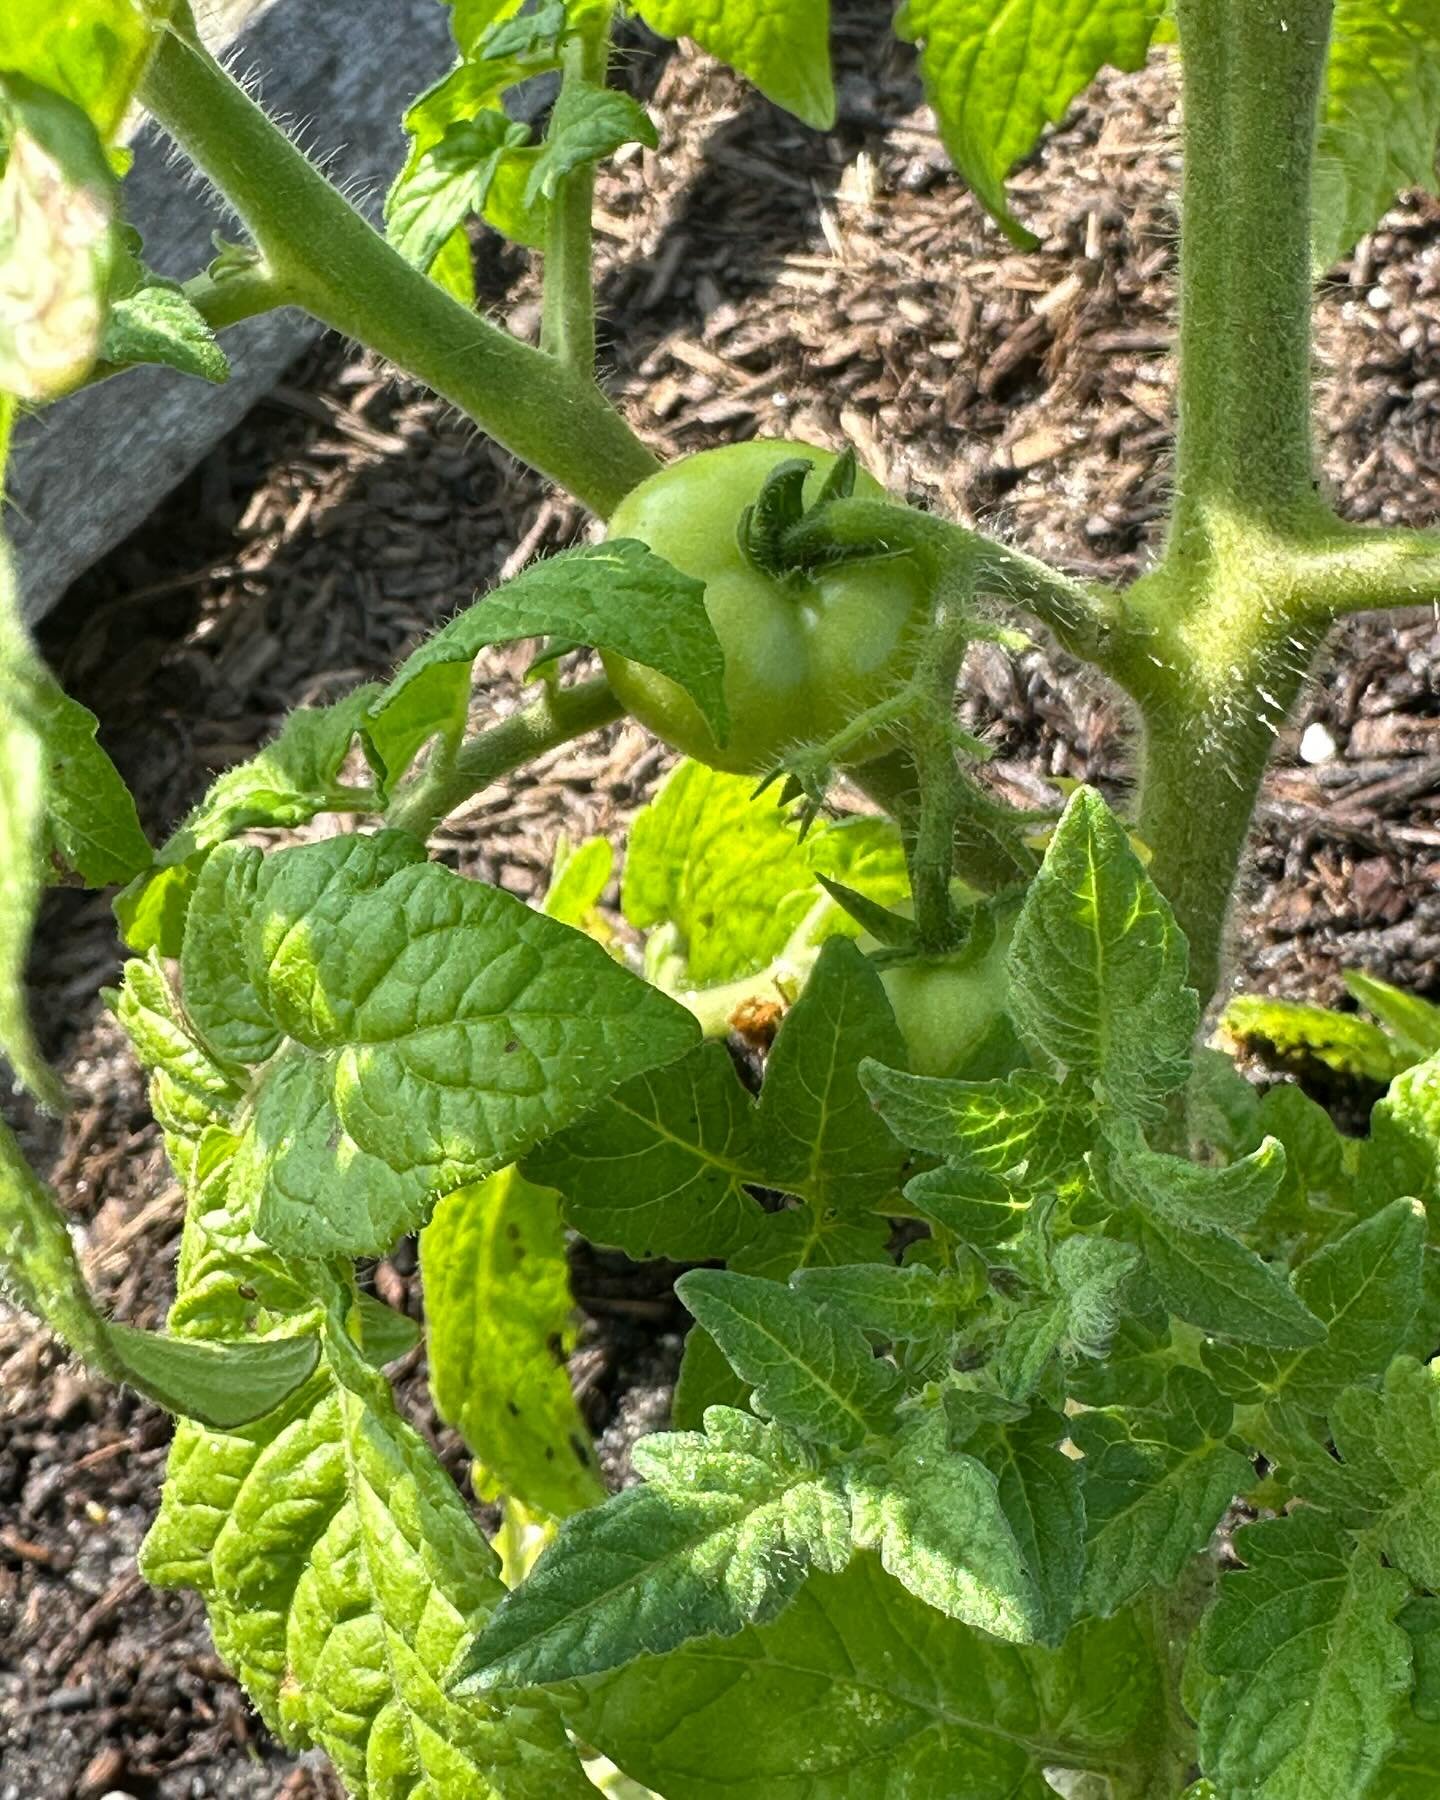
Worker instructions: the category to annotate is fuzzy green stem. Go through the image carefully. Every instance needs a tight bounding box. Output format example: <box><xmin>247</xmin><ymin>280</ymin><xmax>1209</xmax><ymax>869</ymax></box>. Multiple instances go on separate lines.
<box><xmin>181</xmin><ymin>259</ymin><xmax>293</xmax><ymax>332</ymax></box>
<box><xmin>139</xmin><ymin>28</ymin><xmax>657</xmax><ymax>516</ymax></box>
<box><xmin>540</xmin><ymin>25</ymin><xmax>606</xmax><ymax>371</ymax></box>
<box><xmin>907</xmin><ymin>584</ymin><xmax>975</xmax><ymax>952</ymax></box>
<box><xmin>780</xmin><ymin>497</ymin><xmax>1125</xmax><ymax>669</ymax></box>
<box><xmin>1130</xmin><ymin>605</ymin><xmax>1323</xmax><ymax>1007</ymax></box>
<box><xmin>1170</xmin><ymin>0</ymin><xmax>1334</xmax><ymax>550</ymax></box>
<box><xmin>1293</xmin><ymin>525</ymin><xmax>1440</xmax><ymax>617</ymax></box>
<box><xmin>386</xmin><ymin>675</ymin><xmax>623</xmax><ymax>840</ymax></box>
<box><xmin>853</xmin><ymin>750</ymin><xmax>1038</xmax><ymax>894</ymax></box>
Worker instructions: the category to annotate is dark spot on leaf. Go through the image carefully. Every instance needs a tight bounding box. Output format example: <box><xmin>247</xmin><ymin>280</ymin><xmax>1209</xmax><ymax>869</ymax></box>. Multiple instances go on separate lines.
<box><xmin>544</xmin><ymin>1445</ymin><xmax>555</xmax><ymax>1461</ymax></box>
<box><xmin>568</xmin><ymin>1432</ymin><xmax>592</xmax><ymax>1468</ymax></box>
<box><xmin>506</xmin><ymin>1398</ymin><xmax>521</xmax><ymax>1417</ymax></box>
<box><xmin>504</xmin><ymin>1039</ymin><xmax>520</xmax><ymax>1054</ymax></box>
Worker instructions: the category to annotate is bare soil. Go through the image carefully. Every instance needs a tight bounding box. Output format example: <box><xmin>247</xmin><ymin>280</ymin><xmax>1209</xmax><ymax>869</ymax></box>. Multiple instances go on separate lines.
<box><xmin>3</xmin><ymin>9</ymin><xmax>1438</xmax><ymax>1795</ymax></box>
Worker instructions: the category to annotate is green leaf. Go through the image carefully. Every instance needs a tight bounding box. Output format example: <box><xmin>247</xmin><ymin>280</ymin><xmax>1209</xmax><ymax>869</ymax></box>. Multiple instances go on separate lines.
<box><xmin>1135</xmin><ymin>1205</ymin><xmax>1325</xmax><ymax>1348</ymax></box>
<box><xmin>894</xmin><ymin>0</ymin><xmax>1165</xmax><ymax>249</ymax></box>
<box><xmin>100</xmin><ymin>274</ymin><xmax>230</xmax><ymax>382</ymax></box>
<box><xmin>0</xmin><ymin>539</ymin><xmax>64</xmax><ymax>1107</ymax></box>
<box><xmin>108</xmin><ymin>951</ymin><xmax>244</xmax><ymax>1185</ymax></box>
<box><xmin>421</xmin><ymin>1167</ymin><xmax>604</xmax><ymax>1519</ymax></box>
<box><xmin>183</xmin><ymin>832</ymin><xmax>700</xmax><ymax>1257</ymax></box>
<box><xmin>621</xmin><ymin>760</ymin><xmax>822</xmax><ymax>986</ymax></box>
<box><xmin>392</xmin><ymin>48</ymin><xmax>549</xmax><ymax>257</ymax></box>
<box><xmin>1186</xmin><ymin>1046</ymin><xmax>1263</xmax><ymax>1163</ymax></box>
<box><xmin>1104</xmin><ymin>1125</ymin><xmax>1288</xmax><ymax>1235</ymax></box>
<box><xmin>1073</xmin><ymin>1366</ymin><xmax>1250</xmax><ymax>1618</ymax></box>
<box><xmin>32</xmin><ymin>685</ymin><xmax>150</xmax><ymax>886</ymax></box>
<box><xmin>1251</xmin><ymin>1079</ymin><xmax>1355</xmax><ymax>1248</ymax></box>
<box><xmin>143</xmin><ymin>1334</ymin><xmax>591</xmax><ymax>1796</ymax></box>
<box><xmin>480</xmin><ymin>1</ymin><xmax>566</xmax><ymax>58</ymax></box>
<box><xmin>847</xmin><ymin>1411</ymin><xmax>1048</xmax><ymax>1644</ymax></box>
<box><xmin>452</xmin><ymin>0</ymin><xmax>528</xmax><ymax>57</ymax></box>
<box><xmin>1347</xmin><ymin>969</ymin><xmax>1440</xmax><ymax>1061</ymax></box>
<box><xmin>179</xmin><ymin>843</ymin><xmax>287</xmax><ymax>1067</ymax></box>
<box><xmin>1007</xmin><ymin>787</ymin><xmax>1198</xmax><ymax>1123</ymax></box>
<box><xmin>790</xmin><ymin>1261</ymin><xmax>971</xmax><ymax>1351</ymax></box>
<box><xmin>676</xmin><ymin>1268</ymin><xmax>901</xmax><ymax>1450</ymax></box>
<box><xmin>386</xmin><ymin>110</ymin><xmax>531</xmax><ymax>276</ymax></box>
<box><xmin>1327</xmin><ymin>1358</ymin><xmax>1440</xmax><ymax>1590</ymax></box>
<box><xmin>671</xmin><ymin>1219</ymin><xmax>893</xmax><ymax>1431</ymax></box>
<box><xmin>523</xmin><ymin>1039</ymin><xmax>769</xmax><ymax>1261</ymax></box>
<box><xmin>524</xmin><ymin>79</ymin><xmax>657</xmax><ymax>205</ymax></box>
<box><xmin>366</xmin><ymin>543</ymin><xmax>722</xmax><ymax>789</ymax></box>
<box><xmin>1203</xmin><ymin>1197</ymin><xmax>1425</xmax><ymax>1407</ymax></box>
<box><xmin>1376</xmin><ymin>1711</ymin><xmax>1440</xmax><ymax>1798</ymax></box>
<box><xmin>458</xmin><ymin>1408</ymin><xmax>851</xmax><ymax>1690</ymax></box>
<box><xmin>354</xmin><ymin>1292</ymin><xmax>421</xmax><ymax>1367</ymax></box>
<box><xmin>0</xmin><ymin>0</ymin><xmax>161</xmax><ymax>143</ymax></box>
<box><xmin>993</xmin><ymin>1233</ymin><xmax>1140</xmax><ymax>1399</ymax></box>
<box><xmin>622</xmin><ymin>762</ymin><xmax>910</xmax><ymax>993</ymax></box>
<box><xmin>1313</xmin><ymin>0</ymin><xmax>1440</xmax><ymax>270</ymax></box>
<box><xmin>117</xmin><ymin>686</ymin><xmax>382</xmax><ymax>954</ymax></box>
<box><xmin>567</xmin><ymin>1555</ymin><xmax>1163</xmax><ymax>1799</ymax></box>
<box><xmin>860</xmin><ymin>1062</ymin><xmax>1093</xmax><ymax>1180</ymax></box>
<box><xmin>1197</xmin><ymin>1510</ymin><xmax>1410</xmax><ymax>1799</ymax></box>
<box><xmin>0</xmin><ymin>73</ymin><xmax>117</xmax><ymax>399</ymax></box>
<box><xmin>101</xmin><ymin>1319</ymin><xmax>320</xmax><ymax>1428</ymax></box>
<box><xmin>1367</xmin><ymin>1053</ymin><xmax>1440</xmax><ymax>1208</ymax></box>
<box><xmin>634</xmin><ymin>0</ymin><xmax>835</xmax><ymax>130</ymax></box>
<box><xmin>968</xmin><ymin>1404</ymin><xmax>1085</xmax><ymax>1645</ymax></box>
<box><xmin>0</xmin><ymin>1117</ymin><xmax>319</xmax><ymax>1427</ymax></box>
<box><xmin>866</xmin><ymin>1063</ymin><xmax>1094</xmax><ymax>1242</ymax></box>
<box><xmin>541</xmin><ymin>833</ymin><xmax>613</xmax><ymax>930</ymax></box>
<box><xmin>754</xmin><ymin>938</ymin><xmax>908</xmax><ymax>1216</ymax></box>
<box><xmin>1222</xmin><ymin>991</ymin><xmax>1413</xmax><ymax>1083</ymax></box>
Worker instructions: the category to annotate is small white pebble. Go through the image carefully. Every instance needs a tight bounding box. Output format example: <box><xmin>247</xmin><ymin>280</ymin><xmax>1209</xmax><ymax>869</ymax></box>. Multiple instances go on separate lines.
<box><xmin>1367</xmin><ymin>284</ymin><xmax>1392</xmax><ymax>309</ymax></box>
<box><xmin>1299</xmin><ymin>721</ymin><xmax>1337</xmax><ymax>764</ymax></box>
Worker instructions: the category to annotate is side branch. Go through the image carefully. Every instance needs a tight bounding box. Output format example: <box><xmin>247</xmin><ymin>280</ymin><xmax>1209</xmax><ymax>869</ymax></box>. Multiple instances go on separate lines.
<box><xmin>780</xmin><ymin>496</ymin><xmax>1127</xmax><ymax>671</ymax></box>
<box><xmin>139</xmin><ymin>27</ymin><xmax>658</xmax><ymax>516</ymax></box>
<box><xmin>386</xmin><ymin>676</ymin><xmax>624</xmax><ymax>840</ymax></box>
<box><xmin>1294</xmin><ymin>526</ymin><xmax>1440</xmax><ymax>618</ymax></box>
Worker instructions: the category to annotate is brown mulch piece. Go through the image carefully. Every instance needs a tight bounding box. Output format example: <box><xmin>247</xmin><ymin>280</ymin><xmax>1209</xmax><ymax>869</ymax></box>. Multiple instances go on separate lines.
<box><xmin>4</xmin><ymin>5</ymin><xmax>1439</xmax><ymax>1792</ymax></box>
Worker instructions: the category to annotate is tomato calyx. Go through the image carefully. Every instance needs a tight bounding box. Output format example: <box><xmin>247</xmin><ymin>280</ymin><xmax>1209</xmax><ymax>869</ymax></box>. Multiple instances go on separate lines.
<box><xmin>736</xmin><ymin>445</ymin><xmax>894</xmax><ymax>584</ymax></box>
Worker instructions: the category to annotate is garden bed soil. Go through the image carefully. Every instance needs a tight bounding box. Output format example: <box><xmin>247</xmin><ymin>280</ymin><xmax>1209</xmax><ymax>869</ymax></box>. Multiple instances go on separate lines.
<box><xmin>3</xmin><ymin>9</ymin><xmax>1439</xmax><ymax>1795</ymax></box>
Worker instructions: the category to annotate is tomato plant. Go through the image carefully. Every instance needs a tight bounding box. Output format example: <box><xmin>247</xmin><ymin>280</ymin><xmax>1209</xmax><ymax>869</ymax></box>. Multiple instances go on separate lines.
<box><xmin>600</xmin><ymin>440</ymin><xmax>931</xmax><ymax>773</ymax></box>
<box><xmin>4</xmin><ymin>2</ymin><xmax>1440</xmax><ymax>1798</ymax></box>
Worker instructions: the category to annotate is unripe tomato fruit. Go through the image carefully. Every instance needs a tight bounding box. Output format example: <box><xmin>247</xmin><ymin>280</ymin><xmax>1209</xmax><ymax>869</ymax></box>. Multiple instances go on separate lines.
<box><xmin>601</xmin><ymin>441</ymin><xmax>931</xmax><ymax>775</ymax></box>
<box><xmin>877</xmin><ymin>905</ymin><xmax>1020</xmax><ymax>1081</ymax></box>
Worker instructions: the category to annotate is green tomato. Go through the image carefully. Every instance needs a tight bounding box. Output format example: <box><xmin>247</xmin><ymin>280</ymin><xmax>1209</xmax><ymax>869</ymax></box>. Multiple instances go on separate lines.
<box><xmin>878</xmin><ymin>906</ymin><xmax>1020</xmax><ymax>1081</ymax></box>
<box><xmin>601</xmin><ymin>440</ymin><xmax>931</xmax><ymax>774</ymax></box>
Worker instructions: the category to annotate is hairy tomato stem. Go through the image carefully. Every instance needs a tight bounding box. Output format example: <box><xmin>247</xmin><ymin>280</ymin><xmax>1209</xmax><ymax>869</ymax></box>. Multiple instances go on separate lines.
<box><xmin>1169</xmin><ymin>0</ymin><xmax>1334</xmax><ymax>554</ymax></box>
<box><xmin>540</xmin><ymin>22</ymin><xmax>608</xmax><ymax>372</ymax></box>
<box><xmin>782</xmin><ymin>497</ymin><xmax>1125</xmax><ymax>671</ymax></box>
<box><xmin>139</xmin><ymin>27</ymin><xmax>658</xmax><ymax>516</ymax></box>
<box><xmin>386</xmin><ymin>675</ymin><xmax>624</xmax><ymax>840</ymax></box>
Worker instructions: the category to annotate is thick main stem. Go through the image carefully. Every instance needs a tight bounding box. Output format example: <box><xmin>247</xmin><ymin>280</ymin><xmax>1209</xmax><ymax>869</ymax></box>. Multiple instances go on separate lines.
<box><xmin>1169</xmin><ymin>0</ymin><xmax>1333</xmax><ymax>548</ymax></box>
<box><xmin>140</xmin><ymin>27</ymin><xmax>658</xmax><ymax>517</ymax></box>
<box><xmin>1135</xmin><ymin>660</ymin><xmax>1306</xmax><ymax>1008</ymax></box>
<box><xmin>1131</xmin><ymin>0</ymin><xmax>1337</xmax><ymax>1006</ymax></box>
